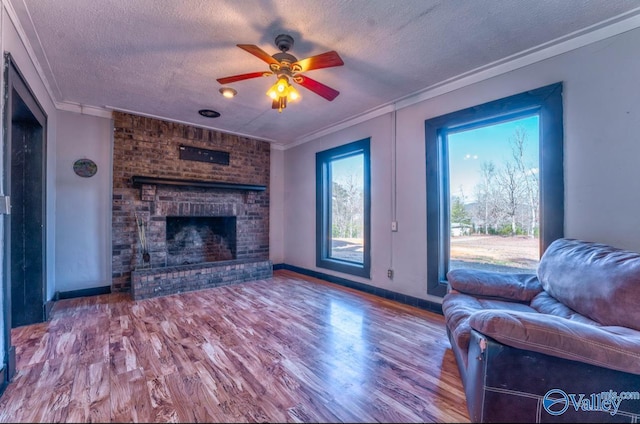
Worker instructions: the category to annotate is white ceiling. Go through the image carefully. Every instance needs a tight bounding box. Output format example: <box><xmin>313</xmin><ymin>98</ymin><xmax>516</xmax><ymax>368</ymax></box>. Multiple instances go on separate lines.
<box><xmin>9</xmin><ymin>0</ymin><xmax>640</xmax><ymax>147</ymax></box>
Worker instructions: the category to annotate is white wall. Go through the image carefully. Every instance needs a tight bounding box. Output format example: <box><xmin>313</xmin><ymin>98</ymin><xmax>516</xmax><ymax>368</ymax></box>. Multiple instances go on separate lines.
<box><xmin>269</xmin><ymin>147</ymin><xmax>285</xmax><ymax>264</ymax></box>
<box><xmin>282</xmin><ymin>26</ymin><xmax>640</xmax><ymax>302</ymax></box>
<box><xmin>55</xmin><ymin>110</ymin><xmax>113</xmax><ymax>292</ymax></box>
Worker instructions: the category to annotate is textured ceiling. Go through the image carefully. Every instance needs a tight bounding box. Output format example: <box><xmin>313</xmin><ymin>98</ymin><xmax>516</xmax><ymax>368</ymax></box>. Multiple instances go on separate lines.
<box><xmin>9</xmin><ymin>0</ymin><xmax>640</xmax><ymax>146</ymax></box>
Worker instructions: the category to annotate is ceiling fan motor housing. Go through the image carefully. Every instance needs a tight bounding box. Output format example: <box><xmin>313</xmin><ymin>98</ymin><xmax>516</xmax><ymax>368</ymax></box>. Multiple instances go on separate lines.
<box><xmin>271</xmin><ymin>35</ymin><xmax>297</xmax><ymax>74</ymax></box>
<box><xmin>275</xmin><ymin>34</ymin><xmax>294</xmax><ymax>52</ymax></box>
<box><xmin>272</xmin><ymin>52</ymin><xmax>298</xmax><ymax>70</ymax></box>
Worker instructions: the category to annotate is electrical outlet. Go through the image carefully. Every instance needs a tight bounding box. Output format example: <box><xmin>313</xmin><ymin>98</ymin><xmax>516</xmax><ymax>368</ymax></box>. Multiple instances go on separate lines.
<box><xmin>387</xmin><ymin>269</ymin><xmax>393</xmax><ymax>279</ymax></box>
<box><xmin>391</xmin><ymin>221</ymin><xmax>398</xmax><ymax>232</ymax></box>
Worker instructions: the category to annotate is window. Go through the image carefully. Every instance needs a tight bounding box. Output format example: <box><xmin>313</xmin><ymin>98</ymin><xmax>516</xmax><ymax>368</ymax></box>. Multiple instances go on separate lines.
<box><xmin>425</xmin><ymin>83</ymin><xmax>563</xmax><ymax>297</ymax></box>
<box><xmin>448</xmin><ymin>115</ymin><xmax>540</xmax><ymax>273</ymax></box>
<box><xmin>316</xmin><ymin>138</ymin><xmax>371</xmax><ymax>278</ymax></box>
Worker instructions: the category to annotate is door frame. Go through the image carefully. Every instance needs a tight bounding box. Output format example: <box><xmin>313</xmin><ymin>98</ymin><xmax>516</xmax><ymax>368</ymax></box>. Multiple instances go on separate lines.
<box><xmin>2</xmin><ymin>52</ymin><xmax>48</xmax><ymax>384</ymax></box>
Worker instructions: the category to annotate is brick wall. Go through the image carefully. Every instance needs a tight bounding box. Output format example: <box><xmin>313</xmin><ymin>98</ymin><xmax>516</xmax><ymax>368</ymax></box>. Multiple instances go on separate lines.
<box><xmin>112</xmin><ymin>112</ymin><xmax>270</xmax><ymax>292</ymax></box>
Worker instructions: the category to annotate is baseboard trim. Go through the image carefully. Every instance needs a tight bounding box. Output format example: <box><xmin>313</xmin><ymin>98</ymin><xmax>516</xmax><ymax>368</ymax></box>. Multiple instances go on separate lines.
<box><xmin>274</xmin><ymin>263</ymin><xmax>443</xmax><ymax>315</ymax></box>
<box><xmin>45</xmin><ymin>300</ymin><xmax>55</xmax><ymax>320</ymax></box>
<box><xmin>56</xmin><ymin>285</ymin><xmax>112</xmax><ymax>300</ymax></box>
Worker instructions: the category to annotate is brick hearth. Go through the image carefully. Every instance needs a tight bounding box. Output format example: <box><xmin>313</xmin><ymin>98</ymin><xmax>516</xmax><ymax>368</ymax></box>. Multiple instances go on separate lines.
<box><xmin>131</xmin><ymin>259</ymin><xmax>272</xmax><ymax>300</ymax></box>
<box><xmin>111</xmin><ymin>112</ymin><xmax>271</xmax><ymax>295</ymax></box>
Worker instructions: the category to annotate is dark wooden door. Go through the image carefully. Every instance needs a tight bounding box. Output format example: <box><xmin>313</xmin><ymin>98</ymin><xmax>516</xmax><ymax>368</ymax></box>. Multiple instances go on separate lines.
<box><xmin>10</xmin><ymin>123</ymin><xmax>45</xmax><ymax>327</ymax></box>
<box><xmin>4</xmin><ymin>54</ymin><xmax>47</xmax><ymax>329</ymax></box>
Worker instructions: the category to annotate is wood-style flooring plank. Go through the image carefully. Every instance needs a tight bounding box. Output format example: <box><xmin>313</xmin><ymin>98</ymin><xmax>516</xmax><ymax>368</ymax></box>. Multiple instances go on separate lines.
<box><xmin>0</xmin><ymin>270</ymin><xmax>469</xmax><ymax>423</ymax></box>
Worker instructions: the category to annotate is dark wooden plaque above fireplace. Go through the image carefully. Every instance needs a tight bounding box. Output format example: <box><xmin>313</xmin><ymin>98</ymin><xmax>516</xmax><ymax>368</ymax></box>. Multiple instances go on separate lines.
<box><xmin>178</xmin><ymin>144</ymin><xmax>230</xmax><ymax>165</ymax></box>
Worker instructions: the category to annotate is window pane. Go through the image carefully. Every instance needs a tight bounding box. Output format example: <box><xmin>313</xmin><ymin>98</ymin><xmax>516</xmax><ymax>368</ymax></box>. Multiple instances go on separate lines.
<box><xmin>447</xmin><ymin>115</ymin><xmax>540</xmax><ymax>273</ymax></box>
<box><xmin>316</xmin><ymin>137</ymin><xmax>370</xmax><ymax>278</ymax></box>
<box><xmin>329</xmin><ymin>154</ymin><xmax>364</xmax><ymax>264</ymax></box>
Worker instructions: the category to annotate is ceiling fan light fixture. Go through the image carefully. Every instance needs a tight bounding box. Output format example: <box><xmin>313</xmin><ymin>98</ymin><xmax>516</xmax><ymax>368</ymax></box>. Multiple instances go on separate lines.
<box><xmin>288</xmin><ymin>84</ymin><xmax>300</xmax><ymax>101</ymax></box>
<box><xmin>266</xmin><ymin>86</ymin><xmax>278</xmax><ymax>99</ymax></box>
<box><xmin>266</xmin><ymin>76</ymin><xmax>301</xmax><ymax>113</ymax></box>
<box><xmin>219</xmin><ymin>87</ymin><xmax>237</xmax><ymax>98</ymax></box>
<box><xmin>274</xmin><ymin>96</ymin><xmax>287</xmax><ymax>113</ymax></box>
<box><xmin>276</xmin><ymin>77</ymin><xmax>288</xmax><ymax>94</ymax></box>
<box><xmin>267</xmin><ymin>76</ymin><xmax>291</xmax><ymax>100</ymax></box>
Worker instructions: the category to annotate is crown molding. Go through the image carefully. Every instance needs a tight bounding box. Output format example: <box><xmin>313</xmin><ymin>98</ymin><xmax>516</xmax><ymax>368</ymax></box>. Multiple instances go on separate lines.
<box><xmin>270</xmin><ymin>143</ymin><xmax>286</xmax><ymax>151</ymax></box>
<box><xmin>2</xmin><ymin>0</ymin><xmax>59</xmax><ymax>106</ymax></box>
<box><xmin>57</xmin><ymin>101</ymin><xmax>113</xmax><ymax>119</ymax></box>
<box><xmin>393</xmin><ymin>6</ymin><xmax>640</xmax><ymax>112</ymax></box>
<box><xmin>287</xmin><ymin>104</ymin><xmax>396</xmax><ymax>149</ymax></box>
<box><xmin>4</xmin><ymin>0</ymin><xmax>278</xmax><ymax>143</ymax></box>
<box><xmin>285</xmin><ymin>7</ymin><xmax>640</xmax><ymax>149</ymax></box>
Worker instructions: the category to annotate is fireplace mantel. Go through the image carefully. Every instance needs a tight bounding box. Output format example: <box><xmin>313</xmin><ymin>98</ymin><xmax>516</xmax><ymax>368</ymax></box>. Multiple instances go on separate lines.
<box><xmin>131</xmin><ymin>175</ymin><xmax>267</xmax><ymax>191</ymax></box>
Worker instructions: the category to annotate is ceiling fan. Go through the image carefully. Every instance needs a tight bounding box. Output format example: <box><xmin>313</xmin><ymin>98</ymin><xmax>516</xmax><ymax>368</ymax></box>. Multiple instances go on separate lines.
<box><xmin>216</xmin><ymin>34</ymin><xmax>344</xmax><ymax>112</ymax></box>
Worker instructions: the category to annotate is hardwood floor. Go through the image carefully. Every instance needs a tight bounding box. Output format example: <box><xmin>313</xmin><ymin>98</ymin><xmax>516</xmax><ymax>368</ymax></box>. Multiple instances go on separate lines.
<box><xmin>0</xmin><ymin>270</ymin><xmax>469</xmax><ymax>423</ymax></box>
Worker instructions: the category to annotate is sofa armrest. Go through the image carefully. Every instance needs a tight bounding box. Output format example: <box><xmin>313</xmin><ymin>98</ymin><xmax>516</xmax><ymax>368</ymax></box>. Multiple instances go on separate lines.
<box><xmin>446</xmin><ymin>268</ymin><xmax>542</xmax><ymax>302</ymax></box>
<box><xmin>469</xmin><ymin>310</ymin><xmax>640</xmax><ymax>375</ymax></box>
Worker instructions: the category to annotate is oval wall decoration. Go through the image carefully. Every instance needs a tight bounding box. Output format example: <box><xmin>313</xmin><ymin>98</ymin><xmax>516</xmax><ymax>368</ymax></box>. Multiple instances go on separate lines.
<box><xmin>73</xmin><ymin>158</ymin><xmax>98</xmax><ymax>178</ymax></box>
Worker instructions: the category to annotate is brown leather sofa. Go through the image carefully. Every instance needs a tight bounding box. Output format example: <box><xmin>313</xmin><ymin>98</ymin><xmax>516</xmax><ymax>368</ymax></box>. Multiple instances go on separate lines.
<box><xmin>442</xmin><ymin>238</ymin><xmax>640</xmax><ymax>422</ymax></box>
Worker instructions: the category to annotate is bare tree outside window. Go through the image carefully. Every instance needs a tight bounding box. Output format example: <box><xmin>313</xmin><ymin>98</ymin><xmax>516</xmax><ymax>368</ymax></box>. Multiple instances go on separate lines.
<box><xmin>510</xmin><ymin>127</ymin><xmax>540</xmax><ymax>238</ymax></box>
<box><xmin>448</xmin><ymin>116</ymin><xmax>540</xmax><ymax>273</ymax></box>
<box><xmin>330</xmin><ymin>155</ymin><xmax>364</xmax><ymax>263</ymax></box>
<box><xmin>473</xmin><ymin>161</ymin><xmax>499</xmax><ymax>235</ymax></box>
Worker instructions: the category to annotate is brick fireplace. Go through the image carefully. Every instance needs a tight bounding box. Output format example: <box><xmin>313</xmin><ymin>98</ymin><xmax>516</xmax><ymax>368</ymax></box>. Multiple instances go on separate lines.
<box><xmin>112</xmin><ymin>112</ymin><xmax>272</xmax><ymax>299</ymax></box>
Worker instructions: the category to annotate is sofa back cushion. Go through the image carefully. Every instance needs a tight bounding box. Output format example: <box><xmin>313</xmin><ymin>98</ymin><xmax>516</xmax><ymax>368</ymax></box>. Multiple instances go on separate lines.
<box><xmin>447</xmin><ymin>268</ymin><xmax>542</xmax><ymax>302</ymax></box>
<box><xmin>538</xmin><ymin>238</ymin><xmax>640</xmax><ymax>330</ymax></box>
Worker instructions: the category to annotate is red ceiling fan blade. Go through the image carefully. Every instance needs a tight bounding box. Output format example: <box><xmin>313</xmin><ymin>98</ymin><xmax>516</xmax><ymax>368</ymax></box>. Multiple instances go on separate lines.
<box><xmin>295</xmin><ymin>75</ymin><xmax>340</xmax><ymax>101</ymax></box>
<box><xmin>216</xmin><ymin>71</ymin><xmax>271</xmax><ymax>85</ymax></box>
<box><xmin>237</xmin><ymin>44</ymin><xmax>280</xmax><ymax>66</ymax></box>
<box><xmin>292</xmin><ymin>51</ymin><xmax>344</xmax><ymax>73</ymax></box>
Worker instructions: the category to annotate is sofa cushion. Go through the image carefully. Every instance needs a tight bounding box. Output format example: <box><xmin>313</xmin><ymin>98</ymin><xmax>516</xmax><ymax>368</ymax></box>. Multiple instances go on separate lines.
<box><xmin>447</xmin><ymin>268</ymin><xmax>542</xmax><ymax>302</ymax></box>
<box><xmin>538</xmin><ymin>238</ymin><xmax>640</xmax><ymax>331</ymax></box>
<box><xmin>442</xmin><ymin>292</ymin><xmax>539</xmax><ymax>368</ymax></box>
<box><xmin>529</xmin><ymin>291</ymin><xmax>600</xmax><ymax>326</ymax></box>
<box><xmin>469</xmin><ymin>309</ymin><xmax>640</xmax><ymax>375</ymax></box>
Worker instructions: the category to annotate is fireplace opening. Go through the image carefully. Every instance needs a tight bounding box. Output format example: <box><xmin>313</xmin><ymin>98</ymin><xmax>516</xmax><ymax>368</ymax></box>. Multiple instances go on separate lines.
<box><xmin>166</xmin><ymin>216</ymin><xmax>236</xmax><ymax>265</ymax></box>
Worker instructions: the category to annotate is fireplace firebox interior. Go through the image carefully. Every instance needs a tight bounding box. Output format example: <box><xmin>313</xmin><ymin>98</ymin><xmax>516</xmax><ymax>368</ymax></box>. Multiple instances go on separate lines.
<box><xmin>166</xmin><ymin>216</ymin><xmax>236</xmax><ymax>266</ymax></box>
